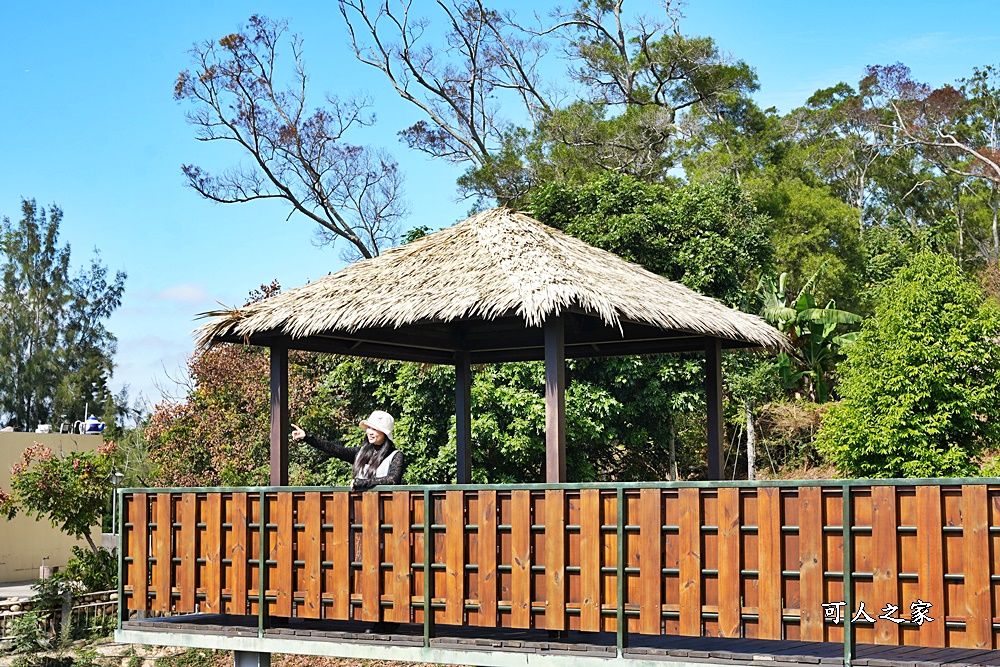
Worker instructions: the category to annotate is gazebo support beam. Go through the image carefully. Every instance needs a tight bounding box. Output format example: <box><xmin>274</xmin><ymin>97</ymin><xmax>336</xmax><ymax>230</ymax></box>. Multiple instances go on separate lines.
<box><xmin>545</xmin><ymin>315</ymin><xmax>567</xmax><ymax>483</ymax></box>
<box><xmin>270</xmin><ymin>345</ymin><xmax>289</xmax><ymax>486</ymax></box>
<box><xmin>455</xmin><ymin>351</ymin><xmax>472</xmax><ymax>484</ymax></box>
<box><xmin>705</xmin><ymin>337</ymin><xmax>723</xmax><ymax>481</ymax></box>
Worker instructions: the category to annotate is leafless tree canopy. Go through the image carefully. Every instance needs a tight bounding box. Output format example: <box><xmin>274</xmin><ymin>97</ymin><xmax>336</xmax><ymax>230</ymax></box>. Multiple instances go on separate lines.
<box><xmin>175</xmin><ymin>15</ymin><xmax>408</xmax><ymax>260</ymax></box>
<box><xmin>860</xmin><ymin>63</ymin><xmax>1000</xmax><ymax>261</ymax></box>
<box><xmin>339</xmin><ymin>0</ymin><xmax>552</xmax><ymax>203</ymax></box>
<box><xmin>339</xmin><ymin>0</ymin><xmax>753</xmax><ymax>204</ymax></box>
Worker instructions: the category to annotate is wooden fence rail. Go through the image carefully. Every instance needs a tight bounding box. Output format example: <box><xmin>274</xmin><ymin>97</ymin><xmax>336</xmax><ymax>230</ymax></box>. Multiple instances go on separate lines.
<box><xmin>119</xmin><ymin>481</ymin><xmax>1000</xmax><ymax>650</ymax></box>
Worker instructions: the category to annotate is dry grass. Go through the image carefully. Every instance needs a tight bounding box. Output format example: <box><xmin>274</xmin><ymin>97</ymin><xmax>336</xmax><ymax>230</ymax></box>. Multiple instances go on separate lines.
<box><xmin>197</xmin><ymin>207</ymin><xmax>787</xmax><ymax>351</ymax></box>
<box><xmin>758</xmin><ymin>461</ymin><xmax>839</xmax><ymax>481</ymax></box>
<box><xmin>750</xmin><ymin>400</ymin><xmax>832</xmax><ymax>479</ymax></box>
<box><xmin>758</xmin><ymin>400</ymin><xmax>828</xmax><ymax>434</ymax></box>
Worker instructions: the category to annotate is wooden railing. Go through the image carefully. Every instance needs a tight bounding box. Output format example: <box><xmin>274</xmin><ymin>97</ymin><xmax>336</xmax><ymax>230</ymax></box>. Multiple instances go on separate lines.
<box><xmin>119</xmin><ymin>481</ymin><xmax>999</xmax><ymax>651</ymax></box>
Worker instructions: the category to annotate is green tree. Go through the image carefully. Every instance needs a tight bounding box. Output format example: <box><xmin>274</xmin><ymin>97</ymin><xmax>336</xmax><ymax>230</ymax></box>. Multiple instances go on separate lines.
<box><xmin>724</xmin><ymin>354</ymin><xmax>782</xmax><ymax>479</ymax></box>
<box><xmin>340</xmin><ymin>0</ymin><xmax>757</xmax><ymax>203</ymax></box>
<box><xmin>753</xmin><ymin>179</ymin><xmax>866</xmax><ymax>313</ymax></box>
<box><xmin>530</xmin><ymin>173</ymin><xmax>772</xmax><ymax>306</ymax></box>
<box><xmin>818</xmin><ymin>252</ymin><xmax>1000</xmax><ymax>477</ymax></box>
<box><xmin>0</xmin><ymin>441</ymin><xmax>118</xmax><ymax>554</ymax></box>
<box><xmin>681</xmin><ymin>96</ymin><xmax>784</xmax><ymax>187</ymax></box>
<box><xmin>0</xmin><ymin>200</ymin><xmax>126</xmax><ymax>432</ymax></box>
<box><xmin>147</xmin><ymin>283</ymin><xmax>326</xmax><ymax>486</ymax></box>
<box><xmin>528</xmin><ymin>173</ymin><xmax>775</xmax><ymax>479</ymax></box>
<box><xmin>148</xmin><ymin>343</ymin><xmax>324</xmax><ymax>487</ymax></box>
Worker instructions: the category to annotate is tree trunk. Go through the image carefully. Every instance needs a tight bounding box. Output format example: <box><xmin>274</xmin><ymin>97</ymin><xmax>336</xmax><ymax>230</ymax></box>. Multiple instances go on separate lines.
<box><xmin>83</xmin><ymin>530</ymin><xmax>100</xmax><ymax>555</ymax></box>
<box><xmin>745</xmin><ymin>399</ymin><xmax>756</xmax><ymax>481</ymax></box>
<box><xmin>958</xmin><ymin>202</ymin><xmax>965</xmax><ymax>268</ymax></box>
<box><xmin>992</xmin><ymin>182</ymin><xmax>999</xmax><ymax>263</ymax></box>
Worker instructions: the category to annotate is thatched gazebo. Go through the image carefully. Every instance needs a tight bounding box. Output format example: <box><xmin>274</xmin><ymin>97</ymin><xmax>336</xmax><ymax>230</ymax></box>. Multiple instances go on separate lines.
<box><xmin>197</xmin><ymin>208</ymin><xmax>785</xmax><ymax>484</ymax></box>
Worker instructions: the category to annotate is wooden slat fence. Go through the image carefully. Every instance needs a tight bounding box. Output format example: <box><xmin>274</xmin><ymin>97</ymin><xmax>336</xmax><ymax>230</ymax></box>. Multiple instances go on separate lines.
<box><xmin>120</xmin><ymin>482</ymin><xmax>1000</xmax><ymax>649</ymax></box>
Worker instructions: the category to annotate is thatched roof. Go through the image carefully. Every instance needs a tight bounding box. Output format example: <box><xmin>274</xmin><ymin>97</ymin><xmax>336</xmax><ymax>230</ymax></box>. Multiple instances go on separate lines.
<box><xmin>196</xmin><ymin>208</ymin><xmax>786</xmax><ymax>358</ymax></box>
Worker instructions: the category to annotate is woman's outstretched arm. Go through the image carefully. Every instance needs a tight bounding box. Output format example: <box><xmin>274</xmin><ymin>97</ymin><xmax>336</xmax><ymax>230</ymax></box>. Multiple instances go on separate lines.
<box><xmin>292</xmin><ymin>423</ymin><xmax>360</xmax><ymax>465</ymax></box>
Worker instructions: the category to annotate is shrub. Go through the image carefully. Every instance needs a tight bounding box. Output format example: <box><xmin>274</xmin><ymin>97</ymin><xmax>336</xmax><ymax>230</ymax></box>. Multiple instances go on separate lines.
<box><xmin>57</xmin><ymin>547</ymin><xmax>117</xmax><ymax>593</ymax></box>
<box><xmin>818</xmin><ymin>252</ymin><xmax>1000</xmax><ymax>477</ymax></box>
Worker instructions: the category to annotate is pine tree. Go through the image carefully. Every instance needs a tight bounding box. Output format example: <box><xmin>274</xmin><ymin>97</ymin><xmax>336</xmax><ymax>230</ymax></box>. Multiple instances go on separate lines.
<box><xmin>0</xmin><ymin>200</ymin><xmax>126</xmax><ymax>430</ymax></box>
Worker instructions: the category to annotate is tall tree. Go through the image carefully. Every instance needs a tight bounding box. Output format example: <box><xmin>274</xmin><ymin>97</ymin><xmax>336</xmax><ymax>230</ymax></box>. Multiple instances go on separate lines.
<box><xmin>530</xmin><ymin>173</ymin><xmax>773</xmax><ymax>306</ymax></box>
<box><xmin>175</xmin><ymin>15</ymin><xmax>409</xmax><ymax>261</ymax></box>
<box><xmin>530</xmin><ymin>173</ymin><xmax>774</xmax><ymax>480</ymax></box>
<box><xmin>0</xmin><ymin>200</ymin><xmax>126</xmax><ymax>431</ymax></box>
<box><xmin>339</xmin><ymin>0</ymin><xmax>756</xmax><ymax>203</ymax></box>
<box><xmin>865</xmin><ymin>63</ymin><xmax>1000</xmax><ymax>262</ymax></box>
<box><xmin>754</xmin><ymin>179</ymin><xmax>867</xmax><ymax>313</ymax></box>
<box><xmin>148</xmin><ymin>284</ymin><xmax>325</xmax><ymax>486</ymax></box>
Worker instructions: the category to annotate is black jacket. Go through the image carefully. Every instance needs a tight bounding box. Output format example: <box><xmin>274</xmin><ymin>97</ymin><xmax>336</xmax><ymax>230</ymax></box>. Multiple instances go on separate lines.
<box><xmin>303</xmin><ymin>434</ymin><xmax>406</xmax><ymax>488</ymax></box>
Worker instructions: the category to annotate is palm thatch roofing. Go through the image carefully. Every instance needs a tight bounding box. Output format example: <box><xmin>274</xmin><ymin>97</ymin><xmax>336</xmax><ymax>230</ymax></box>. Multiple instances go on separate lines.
<box><xmin>197</xmin><ymin>207</ymin><xmax>786</xmax><ymax>363</ymax></box>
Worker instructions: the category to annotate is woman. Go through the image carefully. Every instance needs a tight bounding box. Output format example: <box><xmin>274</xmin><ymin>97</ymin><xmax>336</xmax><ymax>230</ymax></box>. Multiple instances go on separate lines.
<box><xmin>292</xmin><ymin>410</ymin><xmax>406</xmax><ymax>634</ymax></box>
<box><xmin>291</xmin><ymin>410</ymin><xmax>406</xmax><ymax>490</ymax></box>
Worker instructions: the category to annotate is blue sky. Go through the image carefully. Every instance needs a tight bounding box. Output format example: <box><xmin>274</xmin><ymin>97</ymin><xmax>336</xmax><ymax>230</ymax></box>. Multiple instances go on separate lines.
<box><xmin>2</xmin><ymin>1</ymin><xmax>998</xmax><ymax>410</ymax></box>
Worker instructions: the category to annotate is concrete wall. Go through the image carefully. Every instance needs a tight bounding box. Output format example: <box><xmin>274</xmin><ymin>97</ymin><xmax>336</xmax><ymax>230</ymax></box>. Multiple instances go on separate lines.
<box><xmin>0</xmin><ymin>432</ymin><xmax>103</xmax><ymax>583</ymax></box>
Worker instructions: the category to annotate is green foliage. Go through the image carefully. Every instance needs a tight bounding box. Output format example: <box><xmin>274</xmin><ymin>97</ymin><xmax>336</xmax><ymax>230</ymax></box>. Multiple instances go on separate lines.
<box><xmin>681</xmin><ymin>95</ymin><xmax>785</xmax><ymax>185</ymax></box>
<box><xmin>4</xmin><ymin>612</ymin><xmax>46</xmax><ymax>655</ymax></box>
<box><xmin>723</xmin><ymin>354</ymin><xmax>782</xmax><ymax>479</ymax></box>
<box><xmin>29</xmin><ymin>578</ymin><xmax>74</xmax><ymax>615</ymax></box>
<box><xmin>56</xmin><ymin>547</ymin><xmax>117</xmax><ymax>593</ymax></box>
<box><xmin>1</xmin><ymin>442</ymin><xmax>117</xmax><ymax>554</ymax></box>
<box><xmin>529</xmin><ymin>172</ymin><xmax>776</xmax><ymax>479</ymax></box>
<box><xmin>296</xmin><ymin>352</ymin><xmax>715</xmax><ymax>483</ymax></box>
<box><xmin>570</xmin><ymin>355</ymin><xmax>707</xmax><ymax>481</ymax></box>
<box><xmin>861</xmin><ymin>225</ymin><xmax>914</xmax><ymax>292</ymax></box>
<box><xmin>0</xmin><ymin>199</ymin><xmax>126</xmax><ymax>432</ymax></box>
<box><xmin>759</xmin><ymin>268</ymin><xmax>861</xmax><ymax>402</ymax></box>
<box><xmin>300</xmin><ymin>357</ymin><xmax>456</xmax><ymax>485</ymax></box>
<box><xmin>753</xmin><ymin>179</ymin><xmax>866</xmax><ymax>313</ymax></box>
<box><xmin>818</xmin><ymin>252</ymin><xmax>1000</xmax><ymax>477</ymax></box>
<box><xmin>530</xmin><ymin>173</ymin><xmax>773</xmax><ymax>306</ymax></box>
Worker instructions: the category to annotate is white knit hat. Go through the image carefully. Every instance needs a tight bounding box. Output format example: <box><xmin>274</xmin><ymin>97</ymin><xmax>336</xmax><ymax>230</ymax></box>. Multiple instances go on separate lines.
<box><xmin>360</xmin><ymin>410</ymin><xmax>395</xmax><ymax>441</ymax></box>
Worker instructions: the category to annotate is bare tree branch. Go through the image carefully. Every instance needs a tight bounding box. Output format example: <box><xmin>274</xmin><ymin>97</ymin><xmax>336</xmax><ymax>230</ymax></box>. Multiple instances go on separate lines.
<box><xmin>339</xmin><ymin>1</ymin><xmax>754</xmax><ymax>202</ymax></box>
<box><xmin>175</xmin><ymin>15</ymin><xmax>407</xmax><ymax>259</ymax></box>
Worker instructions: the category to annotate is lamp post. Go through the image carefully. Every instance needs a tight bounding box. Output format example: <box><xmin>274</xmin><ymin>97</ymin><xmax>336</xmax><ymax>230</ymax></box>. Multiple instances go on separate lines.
<box><xmin>110</xmin><ymin>471</ymin><xmax>124</xmax><ymax>537</ymax></box>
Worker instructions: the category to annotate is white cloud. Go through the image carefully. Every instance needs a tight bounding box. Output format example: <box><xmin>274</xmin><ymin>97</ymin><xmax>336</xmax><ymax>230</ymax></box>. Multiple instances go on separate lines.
<box><xmin>153</xmin><ymin>283</ymin><xmax>210</xmax><ymax>303</ymax></box>
<box><xmin>109</xmin><ymin>333</ymin><xmax>196</xmax><ymax>408</ymax></box>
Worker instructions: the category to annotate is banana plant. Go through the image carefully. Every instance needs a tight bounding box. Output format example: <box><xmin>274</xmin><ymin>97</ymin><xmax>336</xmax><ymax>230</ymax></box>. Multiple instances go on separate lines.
<box><xmin>758</xmin><ymin>266</ymin><xmax>861</xmax><ymax>403</ymax></box>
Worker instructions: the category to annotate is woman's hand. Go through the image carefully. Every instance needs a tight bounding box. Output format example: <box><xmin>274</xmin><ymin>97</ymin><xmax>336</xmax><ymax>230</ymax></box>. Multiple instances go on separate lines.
<box><xmin>290</xmin><ymin>424</ymin><xmax>306</xmax><ymax>441</ymax></box>
<box><xmin>351</xmin><ymin>478</ymin><xmax>373</xmax><ymax>491</ymax></box>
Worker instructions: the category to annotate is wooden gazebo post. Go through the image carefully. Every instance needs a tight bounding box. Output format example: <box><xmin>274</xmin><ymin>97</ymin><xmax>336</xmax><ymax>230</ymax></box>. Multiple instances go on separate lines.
<box><xmin>455</xmin><ymin>350</ymin><xmax>473</xmax><ymax>484</ymax></box>
<box><xmin>270</xmin><ymin>344</ymin><xmax>289</xmax><ymax>486</ymax></box>
<box><xmin>545</xmin><ymin>315</ymin><xmax>567</xmax><ymax>483</ymax></box>
<box><xmin>705</xmin><ymin>337</ymin><xmax>723</xmax><ymax>481</ymax></box>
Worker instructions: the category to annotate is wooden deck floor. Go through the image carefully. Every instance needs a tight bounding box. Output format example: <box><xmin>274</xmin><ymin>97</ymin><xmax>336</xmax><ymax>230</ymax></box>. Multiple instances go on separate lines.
<box><xmin>121</xmin><ymin>615</ymin><xmax>1000</xmax><ymax>666</ymax></box>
